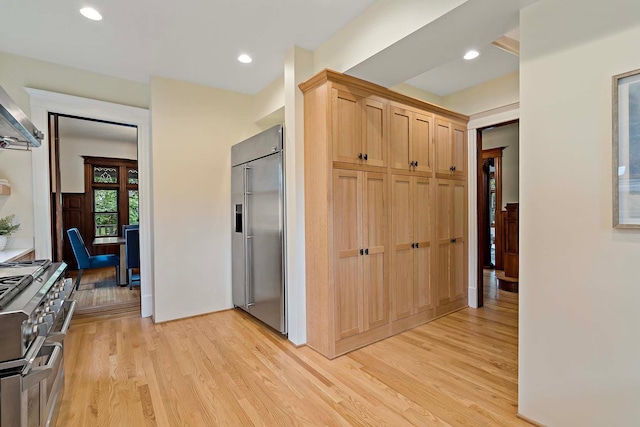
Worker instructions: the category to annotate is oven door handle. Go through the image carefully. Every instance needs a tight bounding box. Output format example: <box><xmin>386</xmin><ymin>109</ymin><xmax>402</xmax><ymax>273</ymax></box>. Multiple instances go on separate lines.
<box><xmin>46</xmin><ymin>299</ymin><xmax>76</xmax><ymax>343</ymax></box>
<box><xmin>22</xmin><ymin>342</ymin><xmax>62</xmax><ymax>390</ymax></box>
<box><xmin>18</xmin><ymin>335</ymin><xmax>47</xmax><ymax>375</ymax></box>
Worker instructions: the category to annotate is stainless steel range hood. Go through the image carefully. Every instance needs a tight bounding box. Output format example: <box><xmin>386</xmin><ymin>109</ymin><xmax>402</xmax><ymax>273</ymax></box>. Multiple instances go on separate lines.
<box><xmin>0</xmin><ymin>86</ymin><xmax>42</xmax><ymax>149</ymax></box>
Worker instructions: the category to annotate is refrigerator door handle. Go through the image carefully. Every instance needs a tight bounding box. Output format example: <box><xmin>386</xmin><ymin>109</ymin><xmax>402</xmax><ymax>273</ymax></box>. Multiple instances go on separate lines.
<box><xmin>243</xmin><ymin>164</ymin><xmax>251</xmax><ymax>309</ymax></box>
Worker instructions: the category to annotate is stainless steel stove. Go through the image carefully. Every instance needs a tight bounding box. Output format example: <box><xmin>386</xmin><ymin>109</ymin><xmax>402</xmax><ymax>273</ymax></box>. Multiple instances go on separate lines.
<box><xmin>0</xmin><ymin>259</ymin><xmax>75</xmax><ymax>427</ymax></box>
<box><xmin>0</xmin><ymin>260</ymin><xmax>51</xmax><ymax>310</ymax></box>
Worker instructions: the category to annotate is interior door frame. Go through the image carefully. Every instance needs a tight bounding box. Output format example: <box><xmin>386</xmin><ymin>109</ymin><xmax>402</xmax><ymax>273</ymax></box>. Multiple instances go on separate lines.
<box><xmin>466</xmin><ymin>103</ymin><xmax>519</xmax><ymax>309</ymax></box>
<box><xmin>26</xmin><ymin>88</ymin><xmax>153</xmax><ymax>318</ymax></box>
<box><xmin>480</xmin><ymin>147</ymin><xmax>505</xmax><ymax>270</ymax></box>
<box><xmin>475</xmin><ymin>119</ymin><xmax>518</xmax><ymax>307</ymax></box>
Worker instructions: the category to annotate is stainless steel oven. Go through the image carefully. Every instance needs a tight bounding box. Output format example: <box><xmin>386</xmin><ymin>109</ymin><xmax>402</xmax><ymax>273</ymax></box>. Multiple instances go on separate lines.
<box><xmin>0</xmin><ymin>263</ymin><xmax>74</xmax><ymax>427</ymax></box>
<box><xmin>1</xmin><ymin>338</ymin><xmax>64</xmax><ymax>427</ymax></box>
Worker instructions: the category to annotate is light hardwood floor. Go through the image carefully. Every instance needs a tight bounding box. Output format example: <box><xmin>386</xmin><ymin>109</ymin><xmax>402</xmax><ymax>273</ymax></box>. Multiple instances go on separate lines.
<box><xmin>58</xmin><ymin>270</ymin><xmax>524</xmax><ymax>426</ymax></box>
<box><xmin>67</xmin><ymin>267</ymin><xmax>140</xmax><ymax>313</ymax></box>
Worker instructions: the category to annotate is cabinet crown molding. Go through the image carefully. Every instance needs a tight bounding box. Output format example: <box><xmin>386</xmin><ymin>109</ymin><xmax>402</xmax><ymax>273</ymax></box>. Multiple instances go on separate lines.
<box><xmin>299</xmin><ymin>69</ymin><xmax>469</xmax><ymax>123</ymax></box>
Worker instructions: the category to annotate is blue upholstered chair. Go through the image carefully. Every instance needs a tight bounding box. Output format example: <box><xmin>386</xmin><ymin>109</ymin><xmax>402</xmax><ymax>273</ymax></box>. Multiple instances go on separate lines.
<box><xmin>66</xmin><ymin>228</ymin><xmax>120</xmax><ymax>290</ymax></box>
<box><xmin>122</xmin><ymin>223</ymin><xmax>139</xmax><ymax>236</ymax></box>
<box><xmin>125</xmin><ymin>228</ymin><xmax>140</xmax><ymax>290</ymax></box>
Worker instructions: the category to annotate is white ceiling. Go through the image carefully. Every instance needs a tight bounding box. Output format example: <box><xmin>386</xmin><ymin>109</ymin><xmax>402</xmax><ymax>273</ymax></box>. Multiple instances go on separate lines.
<box><xmin>58</xmin><ymin>116</ymin><xmax>137</xmax><ymax>143</ymax></box>
<box><xmin>0</xmin><ymin>0</ymin><xmax>376</xmax><ymax>95</ymax></box>
<box><xmin>405</xmin><ymin>44</ymin><xmax>519</xmax><ymax>96</ymax></box>
<box><xmin>1</xmin><ymin>0</ymin><xmax>528</xmax><ymax>99</ymax></box>
<box><xmin>343</xmin><ymin>0</ymin><xmax>531</xmax><ymax>96</ymax></box>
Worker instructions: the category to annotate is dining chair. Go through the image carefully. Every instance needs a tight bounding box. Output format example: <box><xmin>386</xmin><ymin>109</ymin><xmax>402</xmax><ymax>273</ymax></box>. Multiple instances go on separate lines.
<box><xmin>66</xmin><ymin>228</ymin><xmax>120</xmax><ymax>290</ymax></box>
<box><xmin>125</xmin><ymin>228</ymin><xmax>140</xmax><ymax>290</ymax></box>
<box><xmin>122</xmin><ymin>223</ymin><xmax>139</xmax><ymax>236</ymax></box>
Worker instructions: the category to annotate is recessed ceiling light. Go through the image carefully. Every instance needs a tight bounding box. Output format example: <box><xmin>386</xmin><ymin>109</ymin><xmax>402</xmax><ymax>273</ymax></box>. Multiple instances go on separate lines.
<box><xmin>238</xmin><ymin>54</ymin><xmax>252</xmax><ymax>64</ymax></box>
<box><xmin>80</xmin><ymin>7</ymin><xmax>103</xmax><ymax>21</ymax></box>
<box><xmin>464</xmin><ymin>50</ymin><xmax>480</xmax><ymax>60</ymax></box>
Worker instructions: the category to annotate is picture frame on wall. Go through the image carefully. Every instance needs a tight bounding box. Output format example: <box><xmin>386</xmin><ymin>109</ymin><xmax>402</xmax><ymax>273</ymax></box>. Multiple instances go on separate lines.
<box><xmin>613</xmin><ymin>68</ymin><xmax>640</xmax><ymax>228</ymax></box>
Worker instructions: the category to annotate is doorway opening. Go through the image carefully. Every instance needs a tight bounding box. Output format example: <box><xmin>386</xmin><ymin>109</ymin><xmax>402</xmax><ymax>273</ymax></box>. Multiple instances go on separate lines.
<box><xmin>49</xmin><ymin>114</ymin><xmax>140</xmax><ymax>315</ymax></box>
<box><xmin>476</xmin><ymin>119</ymin><xmax>519</xmax><ymax>306</ymax></box>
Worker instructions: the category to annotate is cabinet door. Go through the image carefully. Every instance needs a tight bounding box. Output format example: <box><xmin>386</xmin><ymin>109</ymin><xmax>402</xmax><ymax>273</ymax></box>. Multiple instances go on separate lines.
<box><xmin>362</xmin><ymin>97</ymin><xmax>387</xmax><ymax>167</ymax></box>
<box><xmin>332</xmin><ymin>89</ymin><xmax>362</xmax><ymax>165</ymax></box>
<box><xmin>391</xmin><ymin>175</ymin><xmax>413</xmax><ymax>319</ymax></box>
<box><xmin>412</xmin><ymin>113</ymin><xmax>433</xmax><ymax>174</ymax></box>
<box><xmin>333</xmin><ymin>169</ymin><xmax>363</xmax><ymax>339</ymax></box>
<box><xmin>450</xmin><ymin>181</ymin><xmax>467</xmax><ymax>302</ymax></box>
<box><xmin>413</xmin><ymin>177</ymin><xmax>433</xmax><ymax>312</ymax></box>
<box><xmin>435</xmin><ymin>180</ymin><xmax>452</xmax><ymax>304</ymax></box>
<box><xmin>390</xmin><ymin>106</ymin><xmax>412</xmax><ymax>171</ymax></box>
<box><xmin>452</xmin><ymin>124</ymin><xmax>467</xmax><ymax>178</ymax></box>
<box><xmin>435</xmin><ymin>119</ymin><xmax>452</xmax><ymax>177</ymax></box>
<box><xmin>363</xmin><ymin>172</ymin><xmax>388</xmax><ymax>330</ymax></box>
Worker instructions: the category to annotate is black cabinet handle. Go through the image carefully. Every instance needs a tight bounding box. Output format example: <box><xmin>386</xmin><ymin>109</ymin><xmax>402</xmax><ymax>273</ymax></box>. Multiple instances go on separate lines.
<box><xmin>364</xmin><ymin>154</ymin><xmax>368</xmax><ymax>161</ymax></box>
<box><xmin>415</xmin><ymin>242</ymin><xmax>419</xmax><ymax>248</ymax></box>
<box><xmin>358</xmin><ymin>153</ymin><xmax>363</xmax><ymax>160</ymax></box>
<box><xmin>365</xmin><ymin>248</ymin><xmax>369</xmax><ymax>255</ymax></box>
<box><xmin>450</xmin><ymin>238</ymin><xmax>457</xmax><ymax>244</ymax></box>
<box><xmin>414</xmin><ymin>161</ymin><xmax>418</xmax><ymax>167</ymax></box>
<box><xmin>360</xmin><ymin>249</ymin><xmax>364</xmax><ymax>255</ymax></box>
<box><xmin>411</xmin><ymin>243</ymin><xmax>415</xmax><ymax>248</ymax></box>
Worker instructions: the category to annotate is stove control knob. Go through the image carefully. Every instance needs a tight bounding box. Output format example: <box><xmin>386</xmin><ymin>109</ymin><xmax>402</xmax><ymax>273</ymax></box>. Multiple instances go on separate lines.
<box><xmin>22</xmin><ymin>322</ymin><xmax>37</xmax><ymax>342</ymax></box>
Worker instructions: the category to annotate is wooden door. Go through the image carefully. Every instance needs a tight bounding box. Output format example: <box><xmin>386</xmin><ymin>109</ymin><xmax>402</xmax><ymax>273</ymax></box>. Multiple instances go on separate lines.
<box><xmin>435</xmin><ymin>119</ymin><xmax>452</xmax><ymax>177</ymax></box>
<box><xmin>362</xmin><ymin>97</ymin><xmax>387</xmax><ymax>167</ymax></box>
<box><xmin>452</xmin><ymin>124</ymin><xmax>467</xmax><ymax>178</ymax></box>
<box><xmin>435</xmin><ymin>180</ymin><xmax>452</xmax><ymax>304</ymax></box>
<box><xmin>413</xmin><ymin>177</ymin><xmax>433</xmax><ymax>312</ymax></box>
<box><xmin>62</xmin><ymin>193</ymin><xmax>85</xmax><ymax>270</ymax></box>
<box><xmin>391</xmin><ymin>175</ymin><xmax>413</xmax><ymax>319</ymax></box>
<box><xmin>390</xmin><ymin>106</ymin><xmax>412</xmax><ymax>171</ymax></box>
<box><xmin>412</xmin><ymin>113</ymin><xmax>433</xmax><ymax>174</ymax></box>
<box><xmin>332</xmin><ymin>89</ymin><xmax>362</xmax><ymax>165</ymax></box>
<box><xmin>450</xmin><ymin>181</ymin><xmax>467</xmax><ymax>301</ymax></box>
<box><xmin>363</xmin><ymin>172</ymin><xmax>388</xmax><ymax>330</ymax></box>
<box><xmin>333</xmin><ymin>169</ymin><xmax>363</xmax><ymax>339</ymax></box>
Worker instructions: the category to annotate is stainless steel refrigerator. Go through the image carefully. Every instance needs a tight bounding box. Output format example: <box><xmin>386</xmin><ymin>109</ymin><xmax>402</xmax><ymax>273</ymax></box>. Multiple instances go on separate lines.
<box><xmin>231</xmin><ymin>125</ymin><xmax>286</xmax><ymax>334</ymax></box>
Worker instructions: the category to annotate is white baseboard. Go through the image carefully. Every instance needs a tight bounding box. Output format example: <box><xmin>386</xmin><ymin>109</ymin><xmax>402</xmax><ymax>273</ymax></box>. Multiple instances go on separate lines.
<box><xmin>468</xmin><ymin>289</ymin><xmax>478</xmax><ymax>308</ymax></box>
<box><xmin>141</xmin><ymin>294</ymin><xmax>153</xmax><ymax>318</ymax></box>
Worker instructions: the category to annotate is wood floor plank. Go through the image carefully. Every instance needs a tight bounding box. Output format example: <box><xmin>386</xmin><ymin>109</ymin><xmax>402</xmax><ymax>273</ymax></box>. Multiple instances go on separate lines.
<box><xmin>58</xmin><ymin>270</ymin><xmax>523</xmax><ymax>426</ymax></box>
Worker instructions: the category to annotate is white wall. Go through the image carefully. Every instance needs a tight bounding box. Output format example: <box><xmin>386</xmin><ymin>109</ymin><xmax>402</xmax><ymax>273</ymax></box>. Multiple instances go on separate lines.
<box><xmin>0</xmin><ymin>149</ymin><xmax>33</xmax><ymax>246</ymax></box>
<box><xmin>519</xmin><ymin>1</ymin><xmax>640</xmax><ymax>425</ymax></box>
<box><xmin>482</xmin><ymin>123</ymin><xmax>519</xmax><ymax>209</ymax></box>
<box><xmin>150</xmin><ymin>76</ymin><xmax>259</xmax><ymax>322</ymax></box>
<box><xmin>389</xmin><ymin>82</ymin><xmax>444</xmax><ymax>106</ymax></box>
<box><xmin>283</xmin><ymin>46</ymin><xmax>314</xmax><ymax>345</ymax></box>
<box><xmin>442</xmin><ymin>71</ymin><xmax>519</xmax><ymax>115</ymax></box>
<box><xmin>253</xmin><ymin>74</ymin><xmax>284</xmax><ymax>124</ymax></box>
<box><xmin>314</xmin><ymin>0</ymin><xmax>465</xmax><ymax>74</ymax></box>
<box><xmin>0</xmin><ymin>50</ymin><xmax>148</xmax><ymax>241</ymax></box>
<box><xmin>58</xmin><ymin>136</ymin><xmax>137</xmax><ymax>193</ymax></box>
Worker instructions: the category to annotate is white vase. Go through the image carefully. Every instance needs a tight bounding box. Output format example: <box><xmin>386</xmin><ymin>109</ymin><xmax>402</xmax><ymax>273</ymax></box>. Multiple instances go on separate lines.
<box><xmin>0</xmin><ymin>235</ymin><xmax>7</xmax><ymax>251</ymax></box>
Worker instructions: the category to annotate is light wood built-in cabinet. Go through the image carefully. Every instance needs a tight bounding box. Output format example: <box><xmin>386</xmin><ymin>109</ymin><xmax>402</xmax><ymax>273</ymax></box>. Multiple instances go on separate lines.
<box><xmin>332</xmin><ymin>88</ymin><xmax>387</xmax><ymax>167</ymax></box>
<box><xmin>435</xmin><ymin>119</ymin><xmax>467</xmax><ymax>179</ymax></box>
<box><xmin>390</xmin><ymin>105</ymin><xmax>433</xmax><ymax>174</ymax></box>
<box><xmin>435</xmin><ymin>180</ymin><xmax>468</xmax><ymax>312</ymax></box>
<box><xmin>301</xmin><ymin>69</ymin><xmax>469</xmax><ymax>359</ymax></box>
<box><xmin>391</xmin><ymin>175</ymin><xmax>433</xmax><ymax>320</ymax></box>
<box><xmin>332</xmin><ymin>169</ymin><xmax>388</xmax><ymax>339</ymax></box>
